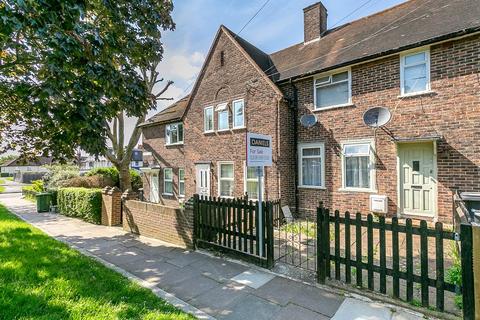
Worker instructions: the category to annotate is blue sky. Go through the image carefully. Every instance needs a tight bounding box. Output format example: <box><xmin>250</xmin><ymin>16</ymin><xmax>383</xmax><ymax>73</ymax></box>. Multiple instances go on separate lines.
<box><xmin>130</xmin><ymin>0</ymin><xmax>408</xmax><ymax>146</ymax></box>
<box><xmin>150</xmin><ymin>0</ymin><xmax>406</xmax><ymax>111</ymax></box>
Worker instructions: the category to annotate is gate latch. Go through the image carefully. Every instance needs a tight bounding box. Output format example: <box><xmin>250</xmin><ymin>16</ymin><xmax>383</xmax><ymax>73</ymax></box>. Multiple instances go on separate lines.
<box><xmin>454</xmin><ymin>232</ymin><xmax>461</xmax><ymax>241</ymax></box>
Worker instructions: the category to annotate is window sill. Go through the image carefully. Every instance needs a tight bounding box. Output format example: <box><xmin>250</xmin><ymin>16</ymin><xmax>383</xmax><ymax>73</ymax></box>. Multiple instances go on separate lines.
<box><xmin>398</xmin><ymin>90</ymin><xmax>436</xmax><ymax>99</ymax></box>
<box><xmin>204</xmin><ymin>130</ymin><xmax>215</xmax><ymax>135</ymax></box>
<box><xmin>165</xmin><ymin>142</ymin><xmax>184</xmax><ymax>147</ymax></box>
<box><xmin>217</xmin><ymin>128</ymin><xmax>230</xmax><ymax>132</ymax></box>
<box><xmin>313</xmin><ymin>103</ymin><xmax>355</xmax><ymax>112</ymax></box>
<box><xmin>162</xmin><ymin>193</ymin><xmax>174</xmax><ymax>197</ymax></box>
<box><xmin>298</xmin><ymin>185</ymin><xmax>326</xmax><ymax>190</ymax></box>
<box><xmin>338</xmin><ymin>188</ymin><xmax>378</xmax><ymax>194</ymax></box>
<box><xmin>232</xmin><ymin>126</ymin><xmax>246</xmax><ymax>131</ymax></box>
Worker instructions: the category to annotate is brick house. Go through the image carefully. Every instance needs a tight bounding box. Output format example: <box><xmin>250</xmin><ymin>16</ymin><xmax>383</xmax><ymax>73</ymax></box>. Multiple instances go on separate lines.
<box><xmin>140</xmin><ymin>0</ymin><xmax>480</xmax><ymax>223</ymax></box>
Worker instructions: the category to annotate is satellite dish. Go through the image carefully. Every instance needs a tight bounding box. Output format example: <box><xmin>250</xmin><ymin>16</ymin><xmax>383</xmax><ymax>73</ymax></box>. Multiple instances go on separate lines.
<box><xmin>300</xmin><ymin>114</ymin><xmax>317</xmax><ymax>128</ymax></box>
<box><xmin>363</xmin><ymin>107</ymin><xmax>392</xmax><ymax>128</ymax></box>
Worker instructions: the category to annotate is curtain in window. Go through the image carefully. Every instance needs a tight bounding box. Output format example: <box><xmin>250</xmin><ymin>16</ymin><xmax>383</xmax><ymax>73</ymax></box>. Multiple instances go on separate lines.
<box><xmin>345</xmin><ymin>156</ymin><xmax>369</xmax><ymax>188</ymax></box>
<box><xmin>302</xmin><ymin>157</ymin><xmax>322</xmax><ymax>186</ymax></box>
<box><xmin>220</xmin><ymin>164</ymin><xmax>234</xmax><ymax>197</ymax></box>
<box><xmin>316</xmin><ymin>82</ymin><xmax>349</xmax><ymax>108</ymax></box>
<box><xmin>246</xmin><ymin>166</ymin><xmax>259</xmax><ymax>199</ymax></box>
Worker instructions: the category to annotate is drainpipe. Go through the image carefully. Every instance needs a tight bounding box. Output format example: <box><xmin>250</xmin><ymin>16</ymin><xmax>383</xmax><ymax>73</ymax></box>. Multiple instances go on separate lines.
<box><xmin>289</xmin><ymin>79</ymin><xmax>299</xmax><ymax>215</ymax></box>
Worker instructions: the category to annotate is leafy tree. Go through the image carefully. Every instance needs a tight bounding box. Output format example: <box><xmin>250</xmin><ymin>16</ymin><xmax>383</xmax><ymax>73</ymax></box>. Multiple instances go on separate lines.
<box><xmin>0</xmin><ymin>0</ymin><xmax>175</xmax><ymax>183</ymax></box>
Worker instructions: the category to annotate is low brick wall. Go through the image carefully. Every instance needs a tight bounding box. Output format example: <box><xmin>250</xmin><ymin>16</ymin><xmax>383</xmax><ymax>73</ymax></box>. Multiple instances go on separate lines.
<box><xmin>122</xmin><ymin>200</ymin><xmax>194</xmax><ymax>248</ymax></box>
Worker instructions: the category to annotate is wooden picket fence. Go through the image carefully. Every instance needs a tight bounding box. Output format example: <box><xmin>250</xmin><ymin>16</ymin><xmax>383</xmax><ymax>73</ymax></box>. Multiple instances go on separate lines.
<box><xmin>192</xmin><ymin>195</ymin><xmax>274</xmax><ymax>268</ymax></box>
<box><xmin>315</xmin><ymin>205</ymin><xmax>477</xmax><ymax>316</ymax></box>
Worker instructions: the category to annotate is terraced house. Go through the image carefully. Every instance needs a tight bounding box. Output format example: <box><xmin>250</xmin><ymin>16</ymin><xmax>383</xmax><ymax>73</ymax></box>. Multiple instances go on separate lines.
<box><xmin>139</xmin><ymin>0</ymin><xmax>480</xmax><ymax>223</ymax></box>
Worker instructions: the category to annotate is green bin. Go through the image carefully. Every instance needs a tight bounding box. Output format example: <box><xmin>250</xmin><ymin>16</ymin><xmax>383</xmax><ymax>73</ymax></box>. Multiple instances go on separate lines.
<box><xmin>36</xmin><ymin>192</ymin><xmax>52</xmax><ymax>213</ymax></box>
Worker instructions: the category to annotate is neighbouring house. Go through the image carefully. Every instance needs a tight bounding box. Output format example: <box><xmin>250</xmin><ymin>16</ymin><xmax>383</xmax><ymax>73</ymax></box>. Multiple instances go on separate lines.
<box><xmin>139</xmin><ymin>0</ymin><xmax>480</xmax><ymax>223</ymax></box>
<box><xmin>79</xmin><ymin>149</ymin><xmax>144</xmax><ymax>173</ymax></box>
<box><xmin>0</xmin><ymin>156</ymin><xmax>52</xmax><ymax>175</ymax></box>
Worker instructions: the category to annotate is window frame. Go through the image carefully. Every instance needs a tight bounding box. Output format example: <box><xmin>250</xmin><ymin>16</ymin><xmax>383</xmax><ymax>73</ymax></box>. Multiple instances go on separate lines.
<box><xmin>217</xmin><ymin>161</ymin><xmax>235</xmax><ymax>198</ymax></box>
<box><xmin>163</xmin><ymin>167</ymin><xmax>174</xmax><ymax>196</ymax></box>
<box><xmin>178</xmin><ymin>168</ymin><xmax>185</xmax><ymax>197</ymax></box>
<box><xmin>216</xmin><ymin>103</ymin><xmax>229</xmax><ymax>131</ymax></box>
<box><xmin>298</xmin><ymin>142</ymin><xmax>325</xmax><ymax>189</ymax></box>
<box><xmin>165</xmin><ymin>122</ymin><xmax>184</xmax><ymax>146</ymax></box>
<box><xmin>340</xmin><ymin>139</ymin><xmax>376</xmax><ymax>193</ymax></box>
<box><xmin>400</xmin><ymin>49</ymin><xmax>431</xmax><ymax>96</ymax></box>
<box><xmin>204</xmin><ymin>106</ymin><xmax>214</xmax><ymax>133</ymax></box>
<box><xmin>313</xmin><ymin>68</ymin><xmax>352</xmax><ymax>111</ymax></box>
<box><xmin>243</xmin><ymin>163</ymin><xmax>264</xmax><ymax>200</ymax></box>
<box><xmin>232</xmin><ymin>99</ymin><xmax>245</xmax><ymax>129</ymax></box>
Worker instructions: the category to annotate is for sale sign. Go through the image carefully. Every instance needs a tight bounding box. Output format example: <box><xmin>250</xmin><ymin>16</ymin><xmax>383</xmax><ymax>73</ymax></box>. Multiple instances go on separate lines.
<box><xmin>246</xmin><ymin>132</ymin><xmax>272</xmax><ymax>167</ymax></box>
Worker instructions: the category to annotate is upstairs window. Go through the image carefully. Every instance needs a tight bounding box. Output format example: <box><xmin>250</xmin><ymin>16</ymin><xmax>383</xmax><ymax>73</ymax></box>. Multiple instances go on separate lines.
<box><xmin>314</xmin><ymin>70</ymin><xmax>350</xmax><ymax>109</ymax></box>
<box><xmin>216</xmin><ymin>103</ymin><xmax>229</xmax><ymax>131</ymax></box>
<box><xmin>165</xmin><ymin>122</ymin><xmax>183</xmax><ymax>145</ymax></box>
<box><xmin>342</xmin><ymin>142</ymin><xmax>374</xmax><ymax>190</ymax></box>
<box><xmin>218</xmin><ymin>162</ymin><xmax>234</xmax><ymax>197</ymax></box>
<box><xmin>204</xmin><ymin>106</ymin><xmax>214</xmax><ymax>132</ymax></box>
<box><xmin>400</xmin><ymin>50</ymin><xmax>430</xmax><ymax>95</ymax></box>
<box><xmin>233</xmin><ymin>99</ymin><xmax>245</xmax><ymax>128</ymax></box>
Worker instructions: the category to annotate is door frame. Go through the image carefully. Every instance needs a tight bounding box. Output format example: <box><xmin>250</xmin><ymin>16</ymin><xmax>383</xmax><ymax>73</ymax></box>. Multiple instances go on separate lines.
<box><xmin>396</xmin><ymin>140</ymin><xmax>438</xmax><ymax>219</ymax></box>
<box><xmin>195</xmin><ymin>163</ymin><xmax>211</xmax><ymax>197</ymax></box>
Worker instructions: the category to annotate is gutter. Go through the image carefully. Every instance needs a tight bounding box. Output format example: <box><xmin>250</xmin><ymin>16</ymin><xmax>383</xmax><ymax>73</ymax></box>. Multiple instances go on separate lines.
<box><xmin>275</xmin><ymin>28</ymin><xmax>480</xmax><ymax>84</ymax></box>
<box><xmin>137</xmin><ymin>118</ymin><xmax>182</xmax><ymax>129</ymax></box>
<box><xmin>289</xmin><ymin>79</ymin><xmax>299</xmax><ymax>215</ymax></box>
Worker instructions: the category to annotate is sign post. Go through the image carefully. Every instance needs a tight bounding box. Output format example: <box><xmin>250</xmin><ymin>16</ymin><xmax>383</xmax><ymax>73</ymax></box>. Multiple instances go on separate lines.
<box><xmin>246</xmin><ymin>132</ymin><xmax>272</xmax><ymax>257</ymax></box>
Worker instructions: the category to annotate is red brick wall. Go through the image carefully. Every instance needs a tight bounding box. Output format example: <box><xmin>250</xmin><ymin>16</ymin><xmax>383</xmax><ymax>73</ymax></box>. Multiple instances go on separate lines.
<box><xmin>101</xmin><ymin>188</ymin><xmax>122</xmax><ymax>226</ymax></box>
<box><xmin>123</xmin><ymin>200</ymin><xmax>194</xmax><ymax>248</ymax></box>
<box><xmin>142</xmin><ymin>124</ymin><xmax>186</xmax><ymax>207</ymax></box>
<box><xmin>280</xmin><ymin>34</ymin><xmax>480</xmax><ymax>223</ymax></box>
<box><xmin>183</xmin><ymin>29</ymin><xmax>285</xmax><ymax>202</ymax></box>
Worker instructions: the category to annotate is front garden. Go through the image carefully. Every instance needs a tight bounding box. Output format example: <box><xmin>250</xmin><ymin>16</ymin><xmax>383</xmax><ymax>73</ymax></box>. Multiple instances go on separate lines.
<box><xmin>0</xmin><ymin>204</ymin><xmax>193</xmax><ymax>319</ymax></box>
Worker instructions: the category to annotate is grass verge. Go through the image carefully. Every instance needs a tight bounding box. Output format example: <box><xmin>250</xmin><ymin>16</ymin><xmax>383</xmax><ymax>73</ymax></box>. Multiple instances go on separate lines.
<box><xmin>0</xmin><ymin>204</ymin><xmax>195</xmax><ymax>320</ymax></box>
<box><xmin>0</xmin><ymin>186</ymin><xmax>4</xmax><ymax>193</ymax></box>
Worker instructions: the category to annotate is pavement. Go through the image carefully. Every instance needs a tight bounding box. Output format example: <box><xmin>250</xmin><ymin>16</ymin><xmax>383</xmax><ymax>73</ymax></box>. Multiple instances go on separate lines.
<box><xmin>0</xmin><ymin>179</ymin><xmax>26</xmax><ymax>194</ymax></box>
<box><xmin>0</xmin><ymin>193</ymin><xmax>427</xmax><ymax>320</ymax></box>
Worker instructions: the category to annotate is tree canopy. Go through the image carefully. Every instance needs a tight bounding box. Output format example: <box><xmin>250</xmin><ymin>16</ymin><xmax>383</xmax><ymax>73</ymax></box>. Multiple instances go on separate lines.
<box><xmin>0</xmin><ymin>0</ymin><xmax>174</xmax><ymax>160</ymax></box>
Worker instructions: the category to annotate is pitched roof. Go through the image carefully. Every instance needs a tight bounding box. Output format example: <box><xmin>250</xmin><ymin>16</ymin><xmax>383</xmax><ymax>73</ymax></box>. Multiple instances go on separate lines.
<box><xmin>139</xmin><ymin>95</ymin><xmax>189</xmax><ymax>127</ymax></box>
<box><xmin>1</xmin><ymin>156</ymin><xmax>53</xmax><ymax>167</ymax></box>
<box><xmin>269</xmin><ymin>0</ymin><xmax>480</xmax><ymax>82</ymax></box>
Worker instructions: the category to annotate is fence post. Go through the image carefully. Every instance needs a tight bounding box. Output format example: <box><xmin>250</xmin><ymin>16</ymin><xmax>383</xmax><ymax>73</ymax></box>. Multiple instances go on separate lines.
<box><xmin>317</xmin><ymin>204</ymin><xmax>325</xmax><ymax>284</ymax></box>
<box><xmin>266</xmin><ymin>201</ymin><xmax>274</xmax><ymax>269</ymax></box>
<box><xmin>193</xmin><ymin>194</ymin><xmax>199</xmax><ymax>249</ymax></box>
<box><xmin>461</xmin><ymin>223</ymin><xmax>475</xmax><ymax>320</ymax></box>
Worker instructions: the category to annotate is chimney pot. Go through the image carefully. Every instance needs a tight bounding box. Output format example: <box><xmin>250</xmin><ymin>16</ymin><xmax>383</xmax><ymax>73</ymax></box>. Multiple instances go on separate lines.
<box><xmin>303</xmin><ymin>2</ymin><xmax>328</xmax><ymax>44</ymax></box>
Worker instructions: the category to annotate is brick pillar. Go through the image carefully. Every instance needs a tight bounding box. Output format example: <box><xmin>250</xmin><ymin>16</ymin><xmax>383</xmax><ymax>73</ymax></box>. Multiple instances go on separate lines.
<box><xmin>121</xmin><ymin>189</ymin><xmax>139</xmax><ymax>201</ymax></box>
<box><xmin>101</xmin><ymin>186</ymin><xmax>122</xmax><ymax>226</ymax></box>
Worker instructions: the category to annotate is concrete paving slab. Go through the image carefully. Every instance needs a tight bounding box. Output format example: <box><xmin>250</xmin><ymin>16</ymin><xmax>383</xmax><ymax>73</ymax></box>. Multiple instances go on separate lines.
<box><xmin>230</xmin><ymin>269</ymin><xmax>275</xmax><ymax>289</ymax></box>
<box><xmin>189</xmin><ymin>281</ymin><xmax>253</xmax><ymax>317</ymax></box>
<box><xmin>165</xmin><ymin>250</ymin><xmax>207</xmax><ymax>268</ymax></box>
<box><xmin>219</xmin><ymin>294</ymin><xmax>282</xmax><ymax>320</ymax></box>
<box><xmin>253</xmin><ymin>277</ymin><xmax>307</xmax><ymax>306</ymax></box>
<box><xmin>273</xmin><ymin>303</ymin><xmax>330</xmax><ymax>320</ymax></box>
<box><xmin>190</xmin><ymin>258</ymin><xmax>248</xmax><ymax>283</ymax></box>
<box><xmin>289</xmin><ymin>283</ymin><xmax>344</xmax><ymax>317</ymax></box>
<box><xmin>166</xmin><ymin>274</ymin><xmax>220</xmax><ymax>301</ymax></box>
<box><xmin>331</xmin><ymin>298</ymin><xmax>393</xmax><ymax>320</ymax></box>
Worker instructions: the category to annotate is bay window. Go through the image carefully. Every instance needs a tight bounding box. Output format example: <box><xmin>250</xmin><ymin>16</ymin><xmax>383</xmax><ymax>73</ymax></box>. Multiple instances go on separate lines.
<box><xmin>298</xmin><ymin>142</ymin><xmax>325</xmax><ymax>188</ymax></box>
<box><xmin>342</xmin><ymin>142</ymin><xmax>374</xmax><ymax>190</ymax></box>
<box><xmin>218</xmin><ymin>162</ymin><xmax>234</xmax><ymax>197</ymax></box>
<box><xmin>400</xmin><ymin>50</ymin><xmax>430</xmax><ymax>95</ymax></box>
<box><xmin>165</xmin><ymin>122</ymin><xmax>183</xmax><ymax>145</ymax></box>
<box><xmin>314</xmin><ymin>70</ymin><xmax>350</xmax><ymax>109</ymax></box>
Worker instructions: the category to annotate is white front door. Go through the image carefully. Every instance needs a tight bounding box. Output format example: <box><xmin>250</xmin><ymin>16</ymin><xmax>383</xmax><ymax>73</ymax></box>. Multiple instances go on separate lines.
<box><xmin>195</xmin><ymin>164</ymin><xmax>210</xmax><ymax>197</ymax></box>
<box><xmin>398</xmin><ymin>142</ymin><xmax>436</xmax><ymax>217</ymax></box>
<box><xmin>150</xmin><ymin>172</ymin><xmax>160</xmax><ymax>203</ymax></box>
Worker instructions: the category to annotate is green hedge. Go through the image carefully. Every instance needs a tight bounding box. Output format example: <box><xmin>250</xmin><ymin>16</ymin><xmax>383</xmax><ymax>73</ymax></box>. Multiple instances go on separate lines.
<box><xmin>22</xmin><ymin>180</ymin><xmax>44</xmax><ymax>201</ymax></box>
<box><xmin>57</xmin><ymin>188</ymin><xmax>102</xmax><ymax>224</ymax></box>
<box><xmin>85</xmin><ymin>167</ymin><xmax>142</xmax><ymax>191</ymax></box>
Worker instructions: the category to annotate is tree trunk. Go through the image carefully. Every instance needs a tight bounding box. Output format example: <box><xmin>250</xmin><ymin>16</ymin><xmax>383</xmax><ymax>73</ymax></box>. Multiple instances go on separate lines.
<box><xmin>117</xmin><ymin>162</ymin><xmax>132</xmax><ymax>191</ymax></box>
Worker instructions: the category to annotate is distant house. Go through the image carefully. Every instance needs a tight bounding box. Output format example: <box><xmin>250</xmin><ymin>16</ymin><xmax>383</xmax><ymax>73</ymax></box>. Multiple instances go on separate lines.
<box><xmin>0</xmin><ymin>157</ymin><xmax>52</xmax><ymax>175</ymax></box>
<box><xmin>79</xmin><ymin>149</ymin><xmax>144</xmax><ymax>173</ymax></box>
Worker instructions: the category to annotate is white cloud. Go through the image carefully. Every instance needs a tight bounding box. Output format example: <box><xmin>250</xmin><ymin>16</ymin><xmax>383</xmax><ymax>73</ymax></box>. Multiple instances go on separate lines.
<box><xmin>157</xmin><ymin>50</ymin><xmax>205</xmax><ymax>83</ymax></box>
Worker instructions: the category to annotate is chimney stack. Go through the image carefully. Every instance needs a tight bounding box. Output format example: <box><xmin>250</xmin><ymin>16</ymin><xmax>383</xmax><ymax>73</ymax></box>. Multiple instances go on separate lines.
<box><xmin>303</xmin><ymin>2</ymin><xmax>328</xmax><ymax>44</ymax></box>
